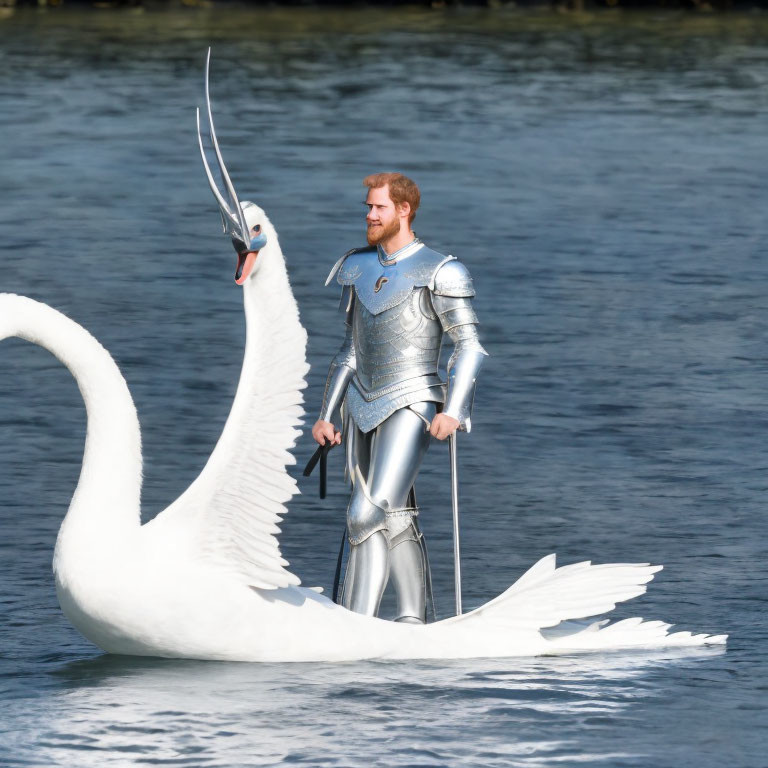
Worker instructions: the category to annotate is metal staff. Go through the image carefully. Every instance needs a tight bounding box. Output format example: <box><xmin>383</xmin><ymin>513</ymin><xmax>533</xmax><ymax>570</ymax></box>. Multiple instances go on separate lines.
<box><xmin>449</xmin><ymin>432</ymin><xmax>462</xmax><ymax>616</ymax></box>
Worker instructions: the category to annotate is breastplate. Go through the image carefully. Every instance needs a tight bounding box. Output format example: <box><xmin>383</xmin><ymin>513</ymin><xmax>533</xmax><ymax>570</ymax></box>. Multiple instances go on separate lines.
<box><xmin>353</xmin><ymin>288</ymin><xmax>444</xmax><ymax>396</ymax></box>
<box><xmin>331</xmin><ymin>242</ymin><xmax>454</xmax><ymax>432</ymax></box>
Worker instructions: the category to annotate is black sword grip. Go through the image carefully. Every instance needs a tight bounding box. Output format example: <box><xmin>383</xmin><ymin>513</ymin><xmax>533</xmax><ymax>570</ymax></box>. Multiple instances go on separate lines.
<box><xmin>302</xmin><ymin>444</ymin><xmax>324</xmax><ymax>477</ymax></box>
<box><xmin>303</xmin><ymin>439</ymin><xmax>331</xmax><ymax>476</ymax></box>
<box><xmin>319</xmin><ymin>445</ymin><xmax>329</xmax><ymax>499</ymax></box>
<box><xmin>303</xmin><ymin>439</ymin><xmax>334</xmax><ymax>499</ymax></box>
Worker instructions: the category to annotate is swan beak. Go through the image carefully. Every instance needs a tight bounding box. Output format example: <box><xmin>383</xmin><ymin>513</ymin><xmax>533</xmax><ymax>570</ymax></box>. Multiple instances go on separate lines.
<box><xmin>235</xmin><ymin>251</ymin><xmax>259</xmax><ymax>285</ymax></box>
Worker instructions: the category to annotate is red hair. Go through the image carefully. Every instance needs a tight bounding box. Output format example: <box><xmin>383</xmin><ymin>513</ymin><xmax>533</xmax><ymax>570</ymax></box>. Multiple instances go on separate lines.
<box><xmin>363</xmin><ymin>172</ymin><xmax>420</xmax><ymax>225</ymax></box>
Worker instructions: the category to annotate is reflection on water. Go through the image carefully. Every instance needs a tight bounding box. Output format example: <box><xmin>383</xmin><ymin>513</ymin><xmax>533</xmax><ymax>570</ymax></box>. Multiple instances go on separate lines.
<box><xmin>8</xmin><ymin>649</ymin><xmax>724</xmax><ymax>767</ymax></box>
<box><xmin>0</xmin><ymin>7</ymin><xmax>765</xmax><ymax>768</ymax></box>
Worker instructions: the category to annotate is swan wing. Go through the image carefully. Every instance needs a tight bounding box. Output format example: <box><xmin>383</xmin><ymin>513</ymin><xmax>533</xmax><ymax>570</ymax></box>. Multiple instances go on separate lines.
<box><xmin>149</xmin><ymin>267</ymin><xmax>308</xmax><ymax>589</ymax></box>
<box><xmin>451</xmin><ymin>554</ymin><xmax>662</xmax><ymax>631</ymax></box>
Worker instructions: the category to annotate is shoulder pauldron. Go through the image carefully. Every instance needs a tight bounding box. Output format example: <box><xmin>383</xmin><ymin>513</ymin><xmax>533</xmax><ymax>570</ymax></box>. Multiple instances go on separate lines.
<box><xmin>325</xmin><ymin>246</ymin><xmax>376</xmax><ymax>287</ymax></box>
<box><xmin>432</xmin><ymin>259</ymin><xmax>475</xmax><ymax>298</ymax></box>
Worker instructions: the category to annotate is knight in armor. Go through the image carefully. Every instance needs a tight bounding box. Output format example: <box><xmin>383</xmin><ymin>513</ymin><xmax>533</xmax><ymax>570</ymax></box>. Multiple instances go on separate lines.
<box><xmin>312</xmin><ymin>172</ymin><xmax>487</xmax><ymax>624</ymax></box>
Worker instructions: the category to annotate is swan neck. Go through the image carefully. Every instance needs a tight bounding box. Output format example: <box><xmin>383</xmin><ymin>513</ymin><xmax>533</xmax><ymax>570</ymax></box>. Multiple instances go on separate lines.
<box><xmin>11</xmin><ymin>298</ymin><xmax>142</xmax><ymax>535</ymax></box>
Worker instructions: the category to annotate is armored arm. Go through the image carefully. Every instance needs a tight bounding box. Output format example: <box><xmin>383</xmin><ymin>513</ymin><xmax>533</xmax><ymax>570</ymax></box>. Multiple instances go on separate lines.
<box><xmin>431</xmin><ymin>260</ymin><xmax>488</xmax><ymax>432</ymax></box>
<box><xmin>319</xmin><ymin>285</ymin><xmax>357</xmax><ymax>424</ymax></box>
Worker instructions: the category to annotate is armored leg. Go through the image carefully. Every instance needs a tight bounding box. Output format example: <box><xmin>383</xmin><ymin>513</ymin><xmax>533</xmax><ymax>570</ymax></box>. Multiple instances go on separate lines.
<box><xmin>389</xmin><ymin>524</ymin><xmax>425</xmax><ymax>623</ymax></box>
<box><xmin>339</xmin><ymin>423</ymin><xmax>381</xmax><ymax>614</ymax></box>
<box><xmin>342</xmin><ymin>530</ymin><xmax>390</xmax><ymax>615</ymax></box>
<box><xmin>341</xmin><ymin>403</ymin><xmax>434</xmax><ymax>619</ymax></box>
<box><xmin>369</xmin><ymin>404</ymin><xmax>434</xmax><ymax>622</ymax></box>
<box><xmin>343</xmin><ymin>474</ymin><xmax>389</xmax><ymax>614</ymax></box>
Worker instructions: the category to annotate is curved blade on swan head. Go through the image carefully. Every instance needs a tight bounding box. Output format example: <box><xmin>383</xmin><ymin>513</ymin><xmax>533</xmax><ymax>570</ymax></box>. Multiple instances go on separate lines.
<box><xmin>196</xmin><ymin>48</ymin><xmax>267</xmax><ymax>285</ymax></box>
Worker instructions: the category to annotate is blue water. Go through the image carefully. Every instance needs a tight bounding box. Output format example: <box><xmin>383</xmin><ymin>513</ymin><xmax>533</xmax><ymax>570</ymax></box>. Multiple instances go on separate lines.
<box><xmin>0</xmin><ymin>7</ymin><xmax>766</xmax><ymax>766</ymax></box>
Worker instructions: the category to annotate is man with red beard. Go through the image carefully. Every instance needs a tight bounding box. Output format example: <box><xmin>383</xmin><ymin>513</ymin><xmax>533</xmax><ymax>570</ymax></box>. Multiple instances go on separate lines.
<box><xmin>312</xmin><ymin>172</ymin><xmax>486</xmax><ymax>623</ymax></box>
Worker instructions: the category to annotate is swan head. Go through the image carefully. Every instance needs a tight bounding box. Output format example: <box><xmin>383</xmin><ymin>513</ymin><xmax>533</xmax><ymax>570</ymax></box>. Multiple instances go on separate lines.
<box><xmin>195</xmin><ymin>53</ymin><xmax>280</xmax><ymax>287</ymax></box>
<box><xmin>234</xmin><ymin>201</ymin><xmax>273</xmax><ymax>286</ymax></box>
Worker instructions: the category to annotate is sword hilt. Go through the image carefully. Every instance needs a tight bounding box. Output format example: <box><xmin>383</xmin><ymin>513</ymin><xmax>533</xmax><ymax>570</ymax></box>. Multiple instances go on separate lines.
<box><xmin>303</xmin><ymin>439</ymin><xmax>334</xmax><ymax>499</ymax></box>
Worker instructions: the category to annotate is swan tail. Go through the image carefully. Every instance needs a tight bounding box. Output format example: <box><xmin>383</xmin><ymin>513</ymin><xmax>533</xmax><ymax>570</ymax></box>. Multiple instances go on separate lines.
<box><xmin>540</xmin><ymin>617</ymin><xmax>727</xmax><ymax>651</ymax></box>
<box><xmin>449</xmin><ymin>554</ymin><xmax>661</xmax><ymax>631</ymax></box>
<box><xmin>442</xmin><ymin>554</ymin><xmax>726</xmax><ymax>652</ymax></box>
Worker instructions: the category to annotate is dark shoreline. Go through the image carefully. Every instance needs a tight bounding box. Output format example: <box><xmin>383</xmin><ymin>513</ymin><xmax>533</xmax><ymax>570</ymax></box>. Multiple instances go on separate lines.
<box><xmin>3</xmin><ymin>0</ymin><xmax>768</xmax><ymax>12</ymax></box>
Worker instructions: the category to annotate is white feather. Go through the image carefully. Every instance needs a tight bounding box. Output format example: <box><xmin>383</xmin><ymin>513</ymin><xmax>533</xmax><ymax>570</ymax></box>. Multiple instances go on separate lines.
<box><xmin>147</xmin><ymin>209</ymin><xmax>307</xmax><ymax>590</ymax></box>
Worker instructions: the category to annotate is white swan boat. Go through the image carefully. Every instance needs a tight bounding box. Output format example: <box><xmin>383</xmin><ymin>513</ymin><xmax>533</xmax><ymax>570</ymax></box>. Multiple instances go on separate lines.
<box><xmin>0</xmin><ymin>226</ymin><xmax>726</xmax><ymax>661</ymax></box>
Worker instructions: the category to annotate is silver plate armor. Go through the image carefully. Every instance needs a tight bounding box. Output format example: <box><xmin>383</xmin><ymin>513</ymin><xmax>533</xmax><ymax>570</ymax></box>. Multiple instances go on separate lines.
<box><xmin>319</xmin><ymin>239</ymin><xmax>487</xmax><ymax>621</ymax></box>
<box><xmin>320</xmin><ymin>240</ymin><xmax>487</xmax><ymax>434</ymax></box>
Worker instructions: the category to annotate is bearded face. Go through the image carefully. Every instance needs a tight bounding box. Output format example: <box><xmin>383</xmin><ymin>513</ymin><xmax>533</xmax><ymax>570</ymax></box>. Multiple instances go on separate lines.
<box><xmin>366</xmin><ymin>215</ymin><xmax>400</xmax><ymax>246</ymax></box>
<box><xmin>365</xmin><ymin>184</ymin><xmax>404</xmax><ymax>247</ymax></box>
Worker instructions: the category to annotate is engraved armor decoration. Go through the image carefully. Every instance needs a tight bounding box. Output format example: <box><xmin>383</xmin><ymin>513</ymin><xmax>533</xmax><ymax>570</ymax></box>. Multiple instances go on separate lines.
<box><xmin>319</xmin><ymin>239</ymin><xmax>487</xmax><ymax>623</ymax></box>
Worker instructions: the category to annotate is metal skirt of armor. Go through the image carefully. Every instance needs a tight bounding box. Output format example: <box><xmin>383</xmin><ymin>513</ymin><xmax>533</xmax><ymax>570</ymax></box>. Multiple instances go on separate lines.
<box><xmin>341</xmin><ymin>401</ymin><xmax>436</xmax><ymax>621</ymax></box>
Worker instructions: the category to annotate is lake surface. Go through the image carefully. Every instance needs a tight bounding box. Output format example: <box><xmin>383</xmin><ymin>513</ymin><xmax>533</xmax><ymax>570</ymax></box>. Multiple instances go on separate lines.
<box><xmin>0</xmin><ymin>7</ymin><xmax>766</xmax><ymax>766</ymax></box>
